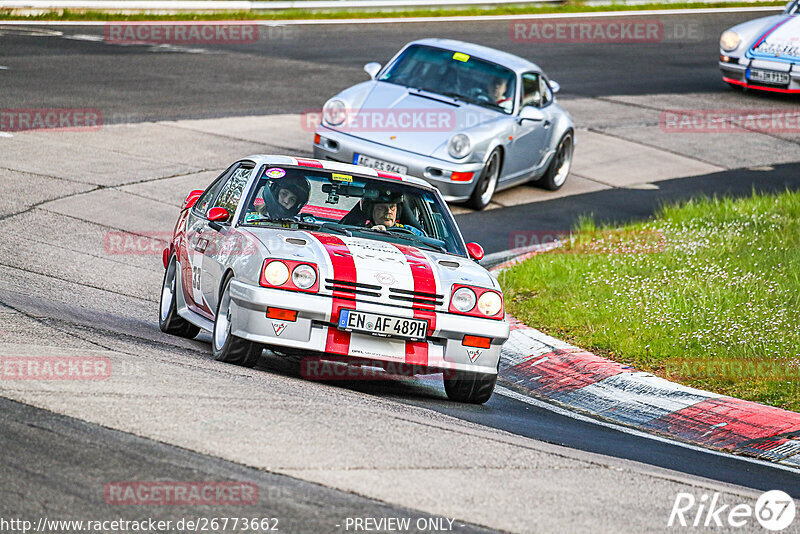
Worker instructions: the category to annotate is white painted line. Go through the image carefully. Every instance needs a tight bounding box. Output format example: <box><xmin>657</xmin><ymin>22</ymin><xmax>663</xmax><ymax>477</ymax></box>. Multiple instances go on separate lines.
<box><xmin>0</xmin><ymin>65</ymin><xmax>8</xmax><ymax>69</ymax></box>
<box><xmin>0</xmin><ymin>0</ymin><xmax>560</xmax><ymax>9</ymax></box>
<box><xmin>0</xmin><ymin>6</ymin><xmax>784</xmax><ymax>26</ymax></box>
<box><xmin>0</xmin><ymin>132</ymin><xmax>14</xmax><ymax>138</ymax></box>
<box><xmin>495</xmin><ymin>385</ymin><xmax>800</xmax><ymax>475</ymax></box>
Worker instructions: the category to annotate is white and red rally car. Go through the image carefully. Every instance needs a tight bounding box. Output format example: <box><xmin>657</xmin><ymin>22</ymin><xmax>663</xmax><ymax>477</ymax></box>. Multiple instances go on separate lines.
<box><xmin>159</xmin><ymin>155</ymin><xmax>509</xmax><ymax>403</ymax></box>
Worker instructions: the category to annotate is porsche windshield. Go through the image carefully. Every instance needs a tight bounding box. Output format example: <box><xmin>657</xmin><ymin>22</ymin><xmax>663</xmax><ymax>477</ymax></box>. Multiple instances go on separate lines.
<box><xmin>787</xmin><ymin>0</ymin><xmax>798</xmax><ymax>14</ymax></box>
<box><xmin>240</xmin><ymin>166</ymin><xmax>467</xmax><ymax>256</ymax></box>
<box><xmin>379</xmin><ymin>45</ymin><xmax>517</xmax><ymax>114</ymax></box>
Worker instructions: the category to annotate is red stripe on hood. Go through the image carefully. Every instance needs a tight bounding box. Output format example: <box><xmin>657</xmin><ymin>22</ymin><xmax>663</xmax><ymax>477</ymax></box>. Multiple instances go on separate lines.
<box><xmin>393</xmin><ymin>244</ymin><xmax>437</xmax><ymax>366</ymax></box>
<box><xmin>314</xmin><ymin>233</ymin><xmax>355</xmax><ymax>355</ymax></box>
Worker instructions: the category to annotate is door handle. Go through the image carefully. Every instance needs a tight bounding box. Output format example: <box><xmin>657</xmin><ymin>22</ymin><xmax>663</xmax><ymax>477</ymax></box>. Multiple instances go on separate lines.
<box><xmin>544</xmin><ymin>120</ymin><xmax>551</xmax><ymax>129</ymax></box>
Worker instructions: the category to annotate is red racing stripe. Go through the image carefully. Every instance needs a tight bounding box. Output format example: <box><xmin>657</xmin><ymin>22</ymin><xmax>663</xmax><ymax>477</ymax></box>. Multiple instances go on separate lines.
<box><xmin>392</xmin><ymin>244</ymin><xmax>437</xmax><ymax>366</ymax></box>
<box><xmin>313</xmin><ymin>233</ymin><xmax>355</xmax><ymax>355</ymax></box>
<box><xmin>752</xmin><ymin>16</ymin><xmax>792</xmax><ymax>48</ymax></box>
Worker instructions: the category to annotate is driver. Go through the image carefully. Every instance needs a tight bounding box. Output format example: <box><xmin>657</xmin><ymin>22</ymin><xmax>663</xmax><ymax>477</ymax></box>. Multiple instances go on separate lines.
<box><xmin>256</xmin><ymin>175</ymin><xmax>311</xmax><ymax>219</ymax></box>
<box><xmin>488</xmin><ymin>77</ymin><xmax>512</xmax><ymax>110</ymax></box>
<box><xmin>363</xmin><ymin>192</ymin><xmax>424</xmax><ymax>236</ymax></box>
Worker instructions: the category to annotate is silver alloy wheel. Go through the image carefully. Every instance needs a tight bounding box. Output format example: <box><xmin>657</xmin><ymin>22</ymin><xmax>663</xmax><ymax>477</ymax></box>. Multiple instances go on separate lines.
<box><xmin>478</xmin><ymin>150</ymin><xmax>501</xmax><ymax>207</ymax></box>
<box><xmin>160</xmin><ymin>259</ymin><xmax>176</xmax><ymax>322</ymax></box>
<box><xmin>214</xmin><ymin>283</ymin><xmax>232</xmax><ymax>351</ymax></box>
<box><xmin>552</xmin><ymin>135</ymin><xmax>573</xmax><ymax>188</ymax></box>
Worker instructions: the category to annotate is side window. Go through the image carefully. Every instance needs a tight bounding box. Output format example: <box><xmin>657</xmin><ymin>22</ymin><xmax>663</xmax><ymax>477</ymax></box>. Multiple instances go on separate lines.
<box><xmin>213</xmin><ymin>166</ymin><xmax>253</xmax><ymax>215</ymax></box>
<box><xmin>521</xmin><ymin>72</ymin><xmax>543</xmax><ymax>108</ymax></box>
<box><xmin>194</xmin><ymin>164</ymin><xmax>236</xmax><ymax>216</ymax></box>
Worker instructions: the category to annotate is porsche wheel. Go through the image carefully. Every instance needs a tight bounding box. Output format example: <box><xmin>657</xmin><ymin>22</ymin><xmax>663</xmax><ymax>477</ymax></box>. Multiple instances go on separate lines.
<box><xmin>159</xmin><ymin>256</ymin><xmax>200</xmax><ymax>339</ymax></box>
<box><xmin>443</xmin><ymin>370</ymin><xmax>497</xmax><ymax>404</ymax></box>
<box><xmin>466</xmin><ymin>148</ymin><xmax>501</xmax><ymax>211</ymax></box>
<box><xmin>212</xmin><ymin>274</ymin><xmax>263</xmax><ymax>368</ymax></box>
<box><xmin>534</xmin><ymin>131</ymin><xmax>573</xmax><ymax>191</ymax></box>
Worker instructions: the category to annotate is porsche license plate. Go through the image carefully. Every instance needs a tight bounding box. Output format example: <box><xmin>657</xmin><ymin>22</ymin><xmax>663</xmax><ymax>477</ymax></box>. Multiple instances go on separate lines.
<box><xmin>748</xmin><ymin>69</ymin><xmax>790</xmax><ymax>85</ymax></box>
<box><xmin>353</xmin><ymin>154</ymin><xmax>408</xmax><ymax>175</ymax></box>
<box><xmin>338</xmin><ymin>310</ymin><xmax>427</xmax><ymax>340</ymax></box>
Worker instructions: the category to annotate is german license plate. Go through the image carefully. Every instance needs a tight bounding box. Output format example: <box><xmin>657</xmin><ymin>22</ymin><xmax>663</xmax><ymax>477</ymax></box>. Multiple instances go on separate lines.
<box><xmin>338</xmin><ymin>309</ymin><xmax>426</xmax><ymax>340</ymax></box>
<box><xmin>353</xmin><ymin>154</ymin><xmax>408</xmax><ymax>175</ymax></box>
<box><xmin>748</xmin><ymin>69</ymin><xmax>790</xmax><ymax>85</ymax></box>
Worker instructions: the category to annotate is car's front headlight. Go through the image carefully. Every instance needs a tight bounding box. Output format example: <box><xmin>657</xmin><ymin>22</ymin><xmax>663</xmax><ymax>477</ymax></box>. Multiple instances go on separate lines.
<box><xmin>451</xmin><ymin>287</ymin><xmax>477</xmax><ymax>312</ymax></box>
<box><xmin>720</xmin><ymin>31</ymin><xmax>740</xmax><ymax>52</ymax></box>
<box><xmin>264</xmin><ymin>261</ymin><xmax>290</xmax><ymax>286</ymax></box>
<box><xmin>477</xmin><ymin>291</ymin><xmax>503</xmax><ymax>317</ymax></box>
<box><xmin>448</xmin><ymin>133</ymin><xmax>472</xmax><ymax>159</ymax></box>
<box><xmin>291</xmin><ymin>264</ymin><xmax>317</xmax><ymax>290</ymax></box>
<box><xmin>323</xmin><ymin>99</ymin><xmax>347</xmax><ymax>127</ymax></box>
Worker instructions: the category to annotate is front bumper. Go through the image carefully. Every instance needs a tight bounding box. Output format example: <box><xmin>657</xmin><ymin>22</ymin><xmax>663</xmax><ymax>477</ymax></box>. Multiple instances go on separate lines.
<box><xmin>719</xmin><ymin>57</ymin><xmax>800</xmax><ymax>93</ymax></box>
<box><xmin>313</xmin><ymin>126</ymin><xmax>485</xmax><ymax>202</ymax></box>
<box><xmin>228</xmin><ymin>281</ymin><xmax>509</xmax><ymax>375</ymax></box>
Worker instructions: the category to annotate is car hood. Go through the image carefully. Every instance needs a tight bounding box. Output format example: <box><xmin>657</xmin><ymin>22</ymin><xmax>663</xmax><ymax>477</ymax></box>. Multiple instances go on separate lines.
<box><xmin>748</xmin><ymin>15</ymin><xmax>800</xmax><ymax>62</ymax></box>
<box><xmin>342</xmin><ymin>82</ymin><xmax>501</xmax><ymax>158</ymax></box>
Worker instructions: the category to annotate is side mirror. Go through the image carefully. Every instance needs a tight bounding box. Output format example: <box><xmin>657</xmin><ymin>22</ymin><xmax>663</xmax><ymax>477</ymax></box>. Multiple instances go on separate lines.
<box><xmin>364</xmin><ymin>62</ymin><xmax>382</xmax><ymax>80</ymax></box>
<box><xmin>549</xmin><ymin>80</ymin><xmax>560</xmax><ymax>94</ymax></box>
<box><xmin>518</xmin><ymin>106</ymin><xmax>546</xmax><ymax>123</ymax></box>
<box><xmin>183</xmin><ymin>189</ymin><xmax>205</xmax><ymax>210</ymax></box>
<box><xmin>466</xmin><ymin>242</ymin><xmax>484</xmax><ymax>261</ymax></box>
<box><xmin>207</xmin><ymin>207</ymin><xmax>230</xmax><ymax>231</ymax></box>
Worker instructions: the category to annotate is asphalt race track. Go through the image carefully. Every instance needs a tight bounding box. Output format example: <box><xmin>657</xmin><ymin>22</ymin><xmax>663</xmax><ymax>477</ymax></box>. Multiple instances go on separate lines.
<box><xmin>1</xmin><ymin>10</ymin><xmax>799</xmax><ymax>533</ymax></box>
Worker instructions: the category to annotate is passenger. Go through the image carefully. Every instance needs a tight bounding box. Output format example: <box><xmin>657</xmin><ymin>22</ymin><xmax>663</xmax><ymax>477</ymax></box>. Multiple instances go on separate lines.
<box><xmin>257</xmin><ymin>175</ymin><xmax>311</xmax><ymax>219</ymax></box>
<box><xmin>488</xmin><ymin>77</ymin><xmax>512</xmax><ymax>109</ymax></box>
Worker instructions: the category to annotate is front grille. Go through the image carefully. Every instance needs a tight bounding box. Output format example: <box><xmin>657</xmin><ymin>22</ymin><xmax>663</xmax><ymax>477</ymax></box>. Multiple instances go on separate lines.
<box><xmin>389</xmin><ymin>287</ymin><xmax>444</xmax><ymax>308</ymax></box>
<box><xmin>325</xmin><ymin>278</ymin><xmax>382</xmax><ymax>298</ymax></box>
<box><xmin>324</xmin><ymin>279</ymin><xmax>444</xmax><ymax>310</ymax></box>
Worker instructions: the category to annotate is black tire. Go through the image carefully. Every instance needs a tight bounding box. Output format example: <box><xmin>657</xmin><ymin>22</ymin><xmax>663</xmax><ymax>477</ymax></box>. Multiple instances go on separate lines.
<box><xmin>533</xmin><ymin>131</ymin><xmax>573</xmax><ymax>191</ymax></box>
<box><xmin>443</xmin><ymin>370</ymin><xmax>497</xmax><ymax>404</ymax></box>
<box><xmin>465</xmin><ymin>148</ymin><xmax>502</xmax><ymax>211</ymax></box>
<box><xmin>158</xmin><ymin>255</ymin><xmax>201</xmax><ymax>339</ymax></box>
<box><xmin>212</xmin><ymin>274</ymin><xmax>263</xmax><ymax>368</ymax></box>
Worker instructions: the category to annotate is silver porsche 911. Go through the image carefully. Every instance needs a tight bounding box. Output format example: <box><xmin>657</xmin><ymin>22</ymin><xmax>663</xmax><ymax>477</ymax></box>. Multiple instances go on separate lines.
<box><xmin>313</xmin><ymin>38</ymin><xmax>575</xmax><ymax>210</ymax></box>
<box><xmin>719</xmin><ymin>0</ymin><xmax>800</xmax><ymax>93</ymax></box>
<box><xmin>158</xmin><ymin>155</ymin><xmax>510</xmax><ymax>404</ymax></box>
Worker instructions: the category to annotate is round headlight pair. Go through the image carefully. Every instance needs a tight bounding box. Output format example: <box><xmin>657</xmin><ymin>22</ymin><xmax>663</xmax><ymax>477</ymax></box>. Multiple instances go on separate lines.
<box><xmin>264</xmin><ymin>261</ymin><xmax>316</xmax><ymax>289</ymax></box>
<box><xmin>448</xmin><ymin>133</ymin><xmax>472</xmax><ymax>159</ymax></box>
<box><xmin>451</xmin><ymin>287</ymin><xmax>502</xmax><ymax>316</ymax></box>
<box><xmin>720</xmin><ymin>31</ymin><xmax>740</xmax><ymax>52</ymax></box>
<box><xmin>323</xmin><ymin>99</ymin><xmax>348</xmax><ymax>127</ymax></box>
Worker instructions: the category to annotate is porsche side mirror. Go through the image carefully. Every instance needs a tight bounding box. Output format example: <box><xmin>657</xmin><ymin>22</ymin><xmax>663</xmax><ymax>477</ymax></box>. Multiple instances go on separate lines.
<box><xmin>518</xmin><ymin>106</ymin><xmax>546</xmax><ymax>123</ymax></box>
<box><xmin>183</xmin><ymin>189</ymin><xmax>205</xmax><ymax>210</ymax></box>
<box><xmin>207</xmin><ymin>207</ymin><xmax>230</xmax><ymax>231</ymax></box>
<box><xmin>364</xmin><ymin>62</ymin><xmax>382</xmax><ymax>80</ymax></box>
<box><xmin>466</xmin><ymin>242</ymin><xmax>484</xmax><ymax>261</ymax></box>
<box><xmin>549</xmin><ymin>80</ymin><xmax>561</xmax><ymax>94</ymax></box>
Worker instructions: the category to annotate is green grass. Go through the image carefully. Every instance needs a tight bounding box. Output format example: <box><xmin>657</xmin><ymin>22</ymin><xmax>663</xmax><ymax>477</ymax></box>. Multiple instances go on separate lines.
<box><xmin>0</xmin><ymin>0</ymin><xmax>787</xmax><ymax>21</ymax></box>
<box><xmin>498</xmin><ymin>190</ymin><xmax>800</xmax><ymax>412</ymax></box>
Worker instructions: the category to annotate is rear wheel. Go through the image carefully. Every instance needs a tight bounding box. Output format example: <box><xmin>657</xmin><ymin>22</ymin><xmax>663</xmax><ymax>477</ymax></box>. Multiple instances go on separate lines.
<box><xmin>158</xmin><ymin>256</ymin><xmax>200</xmax><ymax>339</ymax></box>
<box><xmin>533</xmin><ymin>131</ymin><xmax>573</xmax><ymax>191</ymax></box>
<box><xmin>466</xmin><ymin>148</ymin><xmax>501</xmax><ymax>211</ymax></box>
<box><xmin>443</xmin><ymin>370</ymin><xmax>497</xmax><ymax>404</ymax></box>
<box><xmin>212</xmin><ymin>274</ymin><xmax>263</xmax><ymax>368</ymax></box>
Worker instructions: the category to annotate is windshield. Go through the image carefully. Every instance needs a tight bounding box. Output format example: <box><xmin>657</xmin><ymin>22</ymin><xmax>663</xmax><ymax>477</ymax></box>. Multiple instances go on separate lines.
<box><xmin>787</xmin><ymin>0</ymin><xmax>798</xmax><ymax>14</ymax></box>
<box><xmin>379</xmin><ymin>45</ymin><xmax>517</xmax><ymax>114</ymax></box>
<box><xmin>239</xmin><ymin>166</ymin><xmax>467</xmax><ymax>256</ymax></box>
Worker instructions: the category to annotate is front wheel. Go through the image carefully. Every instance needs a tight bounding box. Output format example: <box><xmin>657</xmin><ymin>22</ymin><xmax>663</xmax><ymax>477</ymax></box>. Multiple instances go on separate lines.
<box><xmin>158</xmin><ymin>255</ymin><xmax>200</xmax><ymax>339</ymax></box>
<box><xmin>465</xmin><ymin>148</ymin><xmax>501</xmax><ymax>211</ymax></box>
<box><xmin>212</xmin><ymin>275</ymin><xmax>263</xmax><ymax>368</ymax></box>
<box><xmin>533</xmin><ymin>132</ymin><xmax>573</xmax><ymax>191</ymax></box>
<box><xmin>444</xmin><ymin>370</ymin><xmax>497</xmax><ymax>404</ymax></box>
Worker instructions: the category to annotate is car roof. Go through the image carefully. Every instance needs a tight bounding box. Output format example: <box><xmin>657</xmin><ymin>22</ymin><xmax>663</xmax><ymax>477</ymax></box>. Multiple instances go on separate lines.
<box><xmin>241</xmin><ymin>155</ymin><xmax>435</xmax><ymax>189</ymax></box>
<box><xmin>405</xmin><ymin>38</ymin><xmax>541</xmax><ymax>74</ymax></box>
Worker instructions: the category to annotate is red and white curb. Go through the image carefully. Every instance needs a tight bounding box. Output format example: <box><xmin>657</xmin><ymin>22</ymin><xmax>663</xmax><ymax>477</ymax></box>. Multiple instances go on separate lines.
<box><xmin>490</xmin><ymin>259</ymin><xmax>800</xmax><ymax>468</ymax></box>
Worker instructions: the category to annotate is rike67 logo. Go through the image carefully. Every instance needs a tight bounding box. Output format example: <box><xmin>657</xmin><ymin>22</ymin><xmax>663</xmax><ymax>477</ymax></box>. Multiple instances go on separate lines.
<box><xmin>669</xmin><ymin>490</ymin><xmax>796</xmax><ymax>531</ymax></box>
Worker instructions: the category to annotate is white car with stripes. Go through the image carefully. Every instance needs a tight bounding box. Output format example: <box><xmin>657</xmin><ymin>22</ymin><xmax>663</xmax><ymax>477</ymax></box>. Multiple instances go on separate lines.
<box><xmin>158</xmin><ymin>155</ymin><xmax>510</xmax><ymax>403</ymax></box>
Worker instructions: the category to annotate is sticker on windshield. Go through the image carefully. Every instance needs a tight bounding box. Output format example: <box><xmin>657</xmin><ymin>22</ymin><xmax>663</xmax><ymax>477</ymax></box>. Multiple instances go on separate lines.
<box><xmin>265</xmin><ymin>167</ymin><xmax>286</xmax><ymax>179</ymax></box>
<box><xmin>452</xmin><ymin>52</ymin><xmax>470</xmax><ymax>62</ymax></box>
<box><xmin>332</xmin><ymin>173</ymin><xmax>353</xmax><ymax>182</ymax></box>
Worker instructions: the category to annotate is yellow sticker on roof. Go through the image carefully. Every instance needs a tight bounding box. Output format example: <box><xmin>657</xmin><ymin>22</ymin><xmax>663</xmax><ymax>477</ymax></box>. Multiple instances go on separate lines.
<box><xmin>332</xmin><ymin>173</ymin><xmax>353</xmax><ymax>182</ymax></box>
<box><xmin>452</xmin><ymin>52</ymin><xmax>470</xmax><ymax>62</ymax></box>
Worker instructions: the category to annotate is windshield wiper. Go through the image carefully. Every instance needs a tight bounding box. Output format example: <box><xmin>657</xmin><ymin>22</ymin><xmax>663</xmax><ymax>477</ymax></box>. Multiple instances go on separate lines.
<box><xmin>352</xmin><ymin>227</ymin><xmax>447</xmax><ymax>253</ymax></box>
<box><xmin>245</xmin><ymin>218</ymin><xmax>351</xmax><ymax>236</ymax></box>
